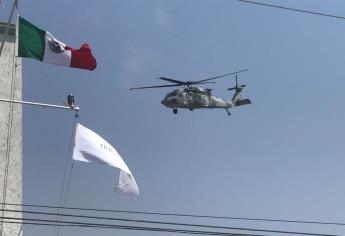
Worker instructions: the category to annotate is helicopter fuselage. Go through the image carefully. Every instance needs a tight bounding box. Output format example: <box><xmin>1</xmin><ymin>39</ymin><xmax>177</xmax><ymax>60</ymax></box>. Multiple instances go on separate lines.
<box><xmin>161</xmin><ymin>87</ymin><xmax>233</xmax><ymax>110</ymax></box>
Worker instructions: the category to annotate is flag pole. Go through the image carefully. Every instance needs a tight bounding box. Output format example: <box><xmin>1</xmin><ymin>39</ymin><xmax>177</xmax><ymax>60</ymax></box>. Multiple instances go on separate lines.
<box><xmin>0</xmin><ymin>98</ymin><xmax>80</xmax><ymax>112</ymax></box>
<box><xmin>0</xmin><ymin>0</ymin><xmax>18</xmax><ymax>57</ymax></box>
<box><xmin>15</xmin><ymin>13</ymin><xmax>18</xmax><ymax>56</ymax></box>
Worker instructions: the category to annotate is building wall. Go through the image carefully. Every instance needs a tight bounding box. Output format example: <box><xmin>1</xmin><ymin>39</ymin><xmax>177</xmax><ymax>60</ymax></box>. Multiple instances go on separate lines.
<box><xmin>0</xmin><ymin>23</ymin><xmax>22</xmax><ymax>236</ymax></box>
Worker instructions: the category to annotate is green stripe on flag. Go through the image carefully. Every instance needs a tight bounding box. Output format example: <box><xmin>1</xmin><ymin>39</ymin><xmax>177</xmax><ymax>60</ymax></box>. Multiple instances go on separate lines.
<box><xmin>18</xmin><ymin>16</ymin><xmax>45</xmax><ymax>61</ymax></box>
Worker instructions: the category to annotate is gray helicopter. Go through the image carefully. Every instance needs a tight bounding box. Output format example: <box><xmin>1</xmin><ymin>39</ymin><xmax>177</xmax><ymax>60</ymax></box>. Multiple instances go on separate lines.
<box><xmin>130</xmin><ymin>69</ymin><xmax>251</xmax><ymax>116</ymax></box>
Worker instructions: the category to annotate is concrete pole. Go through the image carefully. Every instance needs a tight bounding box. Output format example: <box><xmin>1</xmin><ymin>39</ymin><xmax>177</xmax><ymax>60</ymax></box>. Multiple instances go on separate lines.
<box><xmin>0</xmin><ymin>21</ymin><xmax>22</xmax><ymax>236</ymax></box>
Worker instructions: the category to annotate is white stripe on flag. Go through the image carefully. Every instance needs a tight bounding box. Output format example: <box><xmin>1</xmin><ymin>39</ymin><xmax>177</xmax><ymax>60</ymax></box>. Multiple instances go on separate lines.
<box><xmin>43</xmin><ymin>31</ymin><xmax>71</xmax><ymax>66</ymax></box>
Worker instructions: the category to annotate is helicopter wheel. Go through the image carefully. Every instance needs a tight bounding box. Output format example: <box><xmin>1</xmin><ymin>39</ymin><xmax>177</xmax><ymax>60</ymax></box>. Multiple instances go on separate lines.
<box><xmin>173</xmin><ymin>108</ymin><xmax>178</xmax><ymax>114</ymax></box>
<box><xmin>225</xmin><ymin>108</ymin><xmax>231</xmax><ymax>116</ymax></box>
<box><xmin>189</xmin><ymin>107</ymin><xmax>194</xmax><ymax>111</ymax></box>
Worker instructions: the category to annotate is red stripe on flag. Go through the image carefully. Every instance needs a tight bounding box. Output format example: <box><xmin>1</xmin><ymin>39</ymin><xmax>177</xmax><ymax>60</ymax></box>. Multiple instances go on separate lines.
<box><xmin>65</xmin><ymin>43</ymin><xmax>97</xmax><ymax>71</ymax></box>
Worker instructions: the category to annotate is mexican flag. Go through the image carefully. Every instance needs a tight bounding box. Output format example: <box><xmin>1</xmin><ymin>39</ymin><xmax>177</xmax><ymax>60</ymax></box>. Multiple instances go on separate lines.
<box><xmin>18</xmin><ymin>16</ymin><xmax>97</xmax><ymax>71</ymax></box>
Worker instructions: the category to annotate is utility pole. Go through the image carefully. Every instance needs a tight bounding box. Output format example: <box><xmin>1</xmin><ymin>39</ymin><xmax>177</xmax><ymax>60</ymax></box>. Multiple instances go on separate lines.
<box><xmin>0</xmin><ymin>20</ymin><xmax>22</xmax><ymax>236</ymax></box>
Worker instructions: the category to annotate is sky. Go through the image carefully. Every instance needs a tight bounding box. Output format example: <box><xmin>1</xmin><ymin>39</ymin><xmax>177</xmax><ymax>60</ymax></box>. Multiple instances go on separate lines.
<box><xmin>2</xmin><ymin>0</ymin><xmax>345</xmax><ymax>235</ymax></box>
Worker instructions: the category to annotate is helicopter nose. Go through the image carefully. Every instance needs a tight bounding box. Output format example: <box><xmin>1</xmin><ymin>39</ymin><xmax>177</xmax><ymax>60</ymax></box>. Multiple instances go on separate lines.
<box><xmin>161</xmin><ymin>98</ymin><xmax>167</xmax><ymax>106</ymax></box>
<box><xmin>161</xmin><ymin>97</ymin><xmax>176</xmax><ymax>106</ymax></box>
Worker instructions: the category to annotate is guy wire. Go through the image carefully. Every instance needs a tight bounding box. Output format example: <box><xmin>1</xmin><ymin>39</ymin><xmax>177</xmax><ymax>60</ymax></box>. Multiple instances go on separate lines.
<box><xmin>53</xmin><ymin>113</ymin><xmax>78</xmax><ymax>236</ymax></box>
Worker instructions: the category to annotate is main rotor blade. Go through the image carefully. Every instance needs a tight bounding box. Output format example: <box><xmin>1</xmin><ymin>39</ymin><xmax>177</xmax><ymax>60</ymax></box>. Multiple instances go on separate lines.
<box><xmin>192</xmin><ymin>81</ymin><xmax>216</xmax><ymax>85</ymax></box>
<box><xmin>158</xmin><ymin>77</ymin><xmax>214</xmax><ymax>86</ymax></box>
<box><xmin>130</xmin><ymin>84</ymin><xmax>181</xmax><ymax>90</ymax></box>
<box><xmin>194</xmin><ymin>69</ymin><xmax>248</xmax><ymax>83</ymax></box>
<box><xmin>158</xmin><ymin>77</ymin><xmax>185</xmax><ymax>85</ymax></box>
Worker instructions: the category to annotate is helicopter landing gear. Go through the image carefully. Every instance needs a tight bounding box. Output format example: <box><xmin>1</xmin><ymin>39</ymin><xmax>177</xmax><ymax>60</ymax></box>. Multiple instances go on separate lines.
<box><xmin>173</xmin><ymin>108</ymin><xmax>178</xmax><ymax>114</ymax></box>
<box><xmin>189</xmin><ymin>107</ymin><xmax>194</xmax><ymax>111</ymax></box>
<box><xmin>225</xmin><ymin>108</ymin><xmax>231</xmax><ymax>116</ymax></box>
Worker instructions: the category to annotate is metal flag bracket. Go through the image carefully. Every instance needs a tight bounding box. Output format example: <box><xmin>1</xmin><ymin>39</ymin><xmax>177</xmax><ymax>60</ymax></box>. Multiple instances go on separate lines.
<box><xmin>0</xmin><ymin>94</ymin><xmax>80</xmax><ymax>113</ymax></box>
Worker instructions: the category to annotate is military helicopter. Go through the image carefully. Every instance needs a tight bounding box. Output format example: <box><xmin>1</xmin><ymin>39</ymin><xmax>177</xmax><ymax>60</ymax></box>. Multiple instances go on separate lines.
<box><xmin>130</xmin><ymin>69</ymin><xmax>251</xmax><ymax>116</ymax></box>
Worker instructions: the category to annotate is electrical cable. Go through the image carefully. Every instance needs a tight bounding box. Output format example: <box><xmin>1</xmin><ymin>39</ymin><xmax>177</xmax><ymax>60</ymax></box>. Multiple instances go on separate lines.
<box><xmin>0</xmin><ymin>216</ymin><xmax>339</xmax><ymax>236</ymax></box>
<box><xmin>236</xmin><ymin>0</ymin><xmax>345</xmax><ymax>20</ymax></box>
<box><xmin>0</xmin><ymin>220</ymin><xmax>266</xmax><ymax>236</ymax></box>
<box><xmin>17</xmin><ymin>224</ymin><xmax>22</xmax><ymax>236</ymax></box>
<box><xmin>3</xmin><ymin>202</ymin><xmax>345</xmax><ymax>227</ymax></box>
<box><xmin>0</xmin><ymin>208</ymin><xmax>335</xmax><ymax>236</ymax></box>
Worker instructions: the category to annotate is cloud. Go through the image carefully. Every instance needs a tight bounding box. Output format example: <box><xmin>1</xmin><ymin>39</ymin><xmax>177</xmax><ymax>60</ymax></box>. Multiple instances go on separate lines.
<box><xmin>154</xmin><ymin>6</ymin><xmax>170</xmax><ymax>29</ymax></box>
<box><xmin>122</xmin><ymin>47</ymin><xmax>142</xmax><ymax>73</ymax></box>
<box><xmin>122</xmin><ymin>46</ymin><xmax>162</xmax><ymax>74</ymax></box>
<box><xmin>116</xmin><ymin>45</ymin><xmax>165</xmax><ymax>89</ymax></box>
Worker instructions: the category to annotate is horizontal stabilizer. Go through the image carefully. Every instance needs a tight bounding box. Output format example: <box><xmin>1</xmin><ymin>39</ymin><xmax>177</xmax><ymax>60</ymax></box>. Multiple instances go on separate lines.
<box><xmin>235</xmin><ymin>99</ymin><xmax>251</xmax><ymax>106</ymax></box>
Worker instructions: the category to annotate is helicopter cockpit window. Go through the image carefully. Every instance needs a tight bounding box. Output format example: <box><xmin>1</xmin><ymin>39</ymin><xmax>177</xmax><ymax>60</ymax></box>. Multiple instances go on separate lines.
<box><xmin>167</xmin><ymin>91</ymin><xmax>178</xmax><ymax>97</ymax></box>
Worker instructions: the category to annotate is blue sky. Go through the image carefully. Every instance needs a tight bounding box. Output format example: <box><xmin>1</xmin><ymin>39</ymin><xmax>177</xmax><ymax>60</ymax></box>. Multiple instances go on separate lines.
<box><xmin>2</xmin><ymin>0</ymin><xmax>345</xmax><ymax>235</ymax></box>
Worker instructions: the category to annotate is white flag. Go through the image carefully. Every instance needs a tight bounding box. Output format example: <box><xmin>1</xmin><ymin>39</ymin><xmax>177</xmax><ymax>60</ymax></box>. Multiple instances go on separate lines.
<box><xmin>72</xmin><ymin>123</ymin><xmax>139</xmax><ymax>199</ymax></box>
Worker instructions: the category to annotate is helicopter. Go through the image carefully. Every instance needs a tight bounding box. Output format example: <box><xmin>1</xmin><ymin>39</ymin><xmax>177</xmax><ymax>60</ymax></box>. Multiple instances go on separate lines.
<box><xmin>130</xmin><ymin>69</ymin><xmax>251</xmax><ymax>116</ymax></box>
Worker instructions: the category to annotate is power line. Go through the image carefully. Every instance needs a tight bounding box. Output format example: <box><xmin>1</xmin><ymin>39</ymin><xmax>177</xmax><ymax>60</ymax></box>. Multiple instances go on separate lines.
<box><xmin>0</xmin><ymin>208</ymin><xmax>335</xmax><ymax>236</ymax></box>
<box><xmin>0</xmin><ymin>216</ymin><xmax>339</xmax><ymax>236</ymax></box>
<box><xmin>0</xmin><ymin>218</ymin><xmax>267</xmax><ymax>236</ymax></box>
<box><xmin>2</xmin><ymin>222</ymin><xmax>266</xmax><ymax>236</ymax></box>
<box><xmin>237</xmin><ymin>0</ymin><xmax>345</xmax><ymax>20</ymax></box>
<box><xmin>3</xmin><ymin>202</ymin><xmax>345</xmax><ymax>227</ymax></box>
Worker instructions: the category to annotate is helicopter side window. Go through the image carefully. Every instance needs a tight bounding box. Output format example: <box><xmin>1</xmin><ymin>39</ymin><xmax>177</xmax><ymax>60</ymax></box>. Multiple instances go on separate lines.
<box><xmin>197</xmin><ymin>94</ymin><xmax>202</xmax><ymax>101</ymax></box>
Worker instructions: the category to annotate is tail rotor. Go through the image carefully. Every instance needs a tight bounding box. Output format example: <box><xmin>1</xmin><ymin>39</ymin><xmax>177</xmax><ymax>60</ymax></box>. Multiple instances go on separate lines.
<box><xmin>228</xmin><ymin>75</ymin><xmax>245</xmax><ymax>92</ymax></box>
